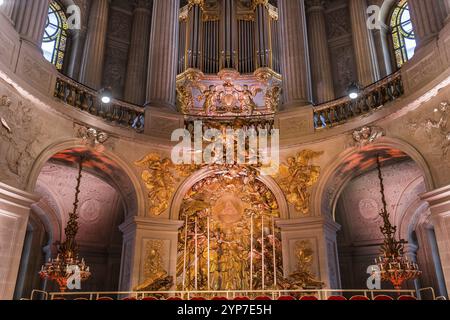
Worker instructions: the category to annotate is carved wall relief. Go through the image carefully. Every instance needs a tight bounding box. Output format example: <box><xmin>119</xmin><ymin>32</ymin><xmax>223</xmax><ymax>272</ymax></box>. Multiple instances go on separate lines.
<box><xmin>407</xmin><ymin>101</ymin><xmax>450</xmax><ymax>159</ymax></box>
<box><xmin>351</xmin><ymin>126</ymin><xmax>385</xmax><ymax>147</ymax></box>
<box><xmin>135</xmin><ymin>153</ymin><xmax>197</xmax><ymax>216</ymax></box>
<box><xmin>0</xmin><ymin>95</ymin><xmax>45</xmax><ymax>186</ymax></box>
<box><xmin>274</xmin><ymin>150</ymin><xmax>323</xmax><ymax>216</ymax></box>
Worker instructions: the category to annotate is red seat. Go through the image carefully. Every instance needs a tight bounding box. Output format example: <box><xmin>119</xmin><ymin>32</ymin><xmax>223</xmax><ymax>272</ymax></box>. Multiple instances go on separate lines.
<box><xmin>233</xmin><ymin>297</ymin><xmax>250</xmax><ymax>301</ymax></box>
<box><xmin>191</xmin><ymin>297</ymin><xmax>207</xmax><ymax>301</ymax></box>
<box><xmin>167</xmin><ymin>297</ymin><xmax>183</xmax><ymax>301</ymax></box>
<box><xmin>350</xmin><ymin>295</ymin><xmax>370</xmax><ymax>301</ymax></box>
<box><xmin>374</xmin><ymin>295</ymin><xmax>394</xmax><ymax>301</ymax></box>
<box><xmin>278</xmin><ymin>296</ymin><xmax>296</xmax><ymax>301</ymax></box>
<box><xmin>97</xmin><ymin>297</ymin><xmax>114</xmax><ymax>301</ymax></box>
<box><xmin>254</xmin><ymin>296</ymin><xmax>272</xmax><ymax>300</ymax></box>
<box><xmin>74</xmin><ymin>298</ymin><xmax>89</xmax><ymax>301</ymax></box>
<box><xmin>141</xmin><ymin>297</ymin><xmax>158</xmax><ymax>301</ymax></box>
<box><xmin>299</xmin><ymin>296</ymin><xmax>319</xmax><ymax>301</ymax></box>
<box><xmin>52</xmin><ymin>297</ymin><xmax>66</xmax><ymax>300</ymax></box>
<box><xmin>327</xmin><ymin>296</ymin><xmax>347</xmax><ymax>301</ymax></box>
<box><xmin>398</xmin><ymin>295</ymin><xmax>417</xmax><ymax>301</ymax></box>
<box><xmin>212</xmin><ymin>297</ymin><xmax>228</xmax><ymax>301</ymax></box>
<box><xmin>122</xmin><ymin>297</ymin><xmax>137</xmax><ymax>301</ymax></box>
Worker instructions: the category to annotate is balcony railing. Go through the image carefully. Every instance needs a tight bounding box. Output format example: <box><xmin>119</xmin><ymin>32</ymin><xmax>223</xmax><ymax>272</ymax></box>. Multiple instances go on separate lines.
<box><xmin>54</xmin><ymin>75</ymin><xmax>145</xmax><ymax>133</ymax></box>
<box><xmin>313</xmin><ymin>71</ymin><xmax>404</xmax><ymax>130</ymax></box>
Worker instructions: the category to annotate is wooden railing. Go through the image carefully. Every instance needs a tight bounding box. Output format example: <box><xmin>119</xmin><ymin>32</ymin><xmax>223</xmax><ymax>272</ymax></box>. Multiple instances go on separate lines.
<box><xmin>313</xmin><ymin>71</ymin><xmax>404</xmax><ymax>130</ymax></box>
<box><xmin>54</xmin><ymin>75</ymin><xmax>145</xmax><ymax>132</ymax></box>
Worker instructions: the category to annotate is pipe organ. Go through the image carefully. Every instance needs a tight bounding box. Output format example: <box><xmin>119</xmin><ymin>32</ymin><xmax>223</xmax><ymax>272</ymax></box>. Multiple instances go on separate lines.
<box><xmin>178</xmin><ymin>0</ymin><xmax>280</xmax><ymax>75</ymax></box>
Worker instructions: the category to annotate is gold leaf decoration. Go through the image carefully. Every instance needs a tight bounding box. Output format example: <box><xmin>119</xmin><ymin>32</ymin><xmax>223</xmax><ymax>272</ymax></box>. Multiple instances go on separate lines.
<box><xmin>275</xmin><ymin>150</ymin><xmax>323</xmax><ymax>216</ymax></box>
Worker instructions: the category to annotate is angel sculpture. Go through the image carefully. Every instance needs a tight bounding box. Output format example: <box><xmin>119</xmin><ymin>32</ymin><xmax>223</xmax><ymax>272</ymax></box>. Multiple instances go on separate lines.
<box><xmin>238</xmin><ymin>85</ymin><xmax>262</xmax><ymax>115</ymax></box>
<box><xmin>198</xmin><ymin>85</ymin><xmax>219</xmax><ymax>114</ymax></box>
<box><xmin>135</xmin><ymin>154</ymin><xmax>176</xmax><ymax>216</ymax></box>
<box><xmin>276</xmin><ymin>150</ymin><xmax>323</xmax><ymax>215</ymax></box>
<box><xmin>265</xmin><ymin>86</ymin><xmax>282</xmax><ymax>113</ymax></box>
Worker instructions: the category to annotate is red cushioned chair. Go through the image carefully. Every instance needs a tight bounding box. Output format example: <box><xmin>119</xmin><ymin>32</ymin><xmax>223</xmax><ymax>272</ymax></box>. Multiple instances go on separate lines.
<box><xmin>278</xmin><ymin>296</ymin><xmax>296</xmax><ymax>301</ymax></box>
<box><xmin>374</xmin><ymin>295</ymin><xmax>394</xmax><ymax>301</ymax></box>
<box><xmin>254</xmin><ymin>296</ymin><xmax>272</xmax><ymax>301</ymax></box>
<box><xmin>327</xmin><ymin>296</ymin><xmax>347</xmax><ymax>301</ymax></box>
<box><xmin>97</xmin><ymin>297</ymin><xmax>114</xmax><ymax>301</ymax></box>
<box><xmin>398</xmin><ymin>295</ymin><xmax>417</xmax><ymax>301</ymax></box>
<box><xmin>191</xmin><ymin>297</ymin><xmax>207</xmax><ymax>301</ymax></box>
<box><xmin>212</xmin><ymin>297</ymin><xmax>228</xmax><ymax>301</ymax></box>
<box><xmin>350</xmin><ymin>295</ymin><xmax>370</xmax><ymax>301</ymax></box>
<box><xmin>299</xmin><ymin>296</ymin><xmax>319</xmax><ymax>301</ymax></box>
<box><xmin>74</xmin><ymin>298</ymin><xmax>89</xmax><ymax>301</ymax></box>
<box><xmin>234</xmin><ymin>296</ymin><xmax>251</xmax><ymax>301</ymax></box>
<box><xmin>167</xmin><ymin>297</ymin><xmax>183</xmax><ymax>301</ymax></box>
<box><xmin>141</xmin><ymin>297</ymin><xmax>158</xmax><ymax>301</ymax></box>
<box><xmin>52</xmin><ymin>297</ymin><xmax>66</xmax><ymax>300</ymax></box>
<box><xmin>122</xmin><ymin>297</ymin><xmax>137</xmax><ymax>301</ymax></box>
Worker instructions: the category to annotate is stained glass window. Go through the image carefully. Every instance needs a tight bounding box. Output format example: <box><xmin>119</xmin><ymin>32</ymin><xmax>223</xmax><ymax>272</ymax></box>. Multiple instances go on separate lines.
<box><xmin>390</xmin><ymin>0</ymin><xmax>416</xmax><ymax>68</ymax></box>
<box><xmin>42</xmin><ymin>1</ymin><xmax>68</xmax><ymax>71</ymax></box>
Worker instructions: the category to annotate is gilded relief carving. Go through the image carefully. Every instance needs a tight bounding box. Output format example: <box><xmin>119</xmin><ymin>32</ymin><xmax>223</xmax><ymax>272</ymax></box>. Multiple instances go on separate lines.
<box><xmin>275</xmin><ymin>150</ymin><xmax>323</xmax><ymax>215</ymax></box>
<box><xmin>135</xmin><ymin>240</ymin><xmax>173</xmax><ymax>291</ymax></box>
<box><xmin>351</xmin><ymin>126</ymin><xmax>385</xmax><ymax>147</ymax></box>
<box><xmin>135</xmin><ymin>153</ymin><xmax>198</xmax><ymax>216</ymax></box>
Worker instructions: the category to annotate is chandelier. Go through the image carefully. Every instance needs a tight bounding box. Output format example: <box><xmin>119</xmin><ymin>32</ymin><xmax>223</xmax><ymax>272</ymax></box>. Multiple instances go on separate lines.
<box><xmin>39</xmin><ymin>155</ymin><xmax>91</xmax><ymax>292</ymax></box>
<box><xmin>372</xmin><ymin>155</ymin><xmax>421</xmax><ymax>290</ymax></box>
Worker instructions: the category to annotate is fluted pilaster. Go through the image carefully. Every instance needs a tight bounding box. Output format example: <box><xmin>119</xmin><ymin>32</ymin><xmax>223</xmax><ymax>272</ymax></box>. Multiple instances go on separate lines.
<box><xmin>220</xmin><ymin>0</ymin><xmax>238</xmax><ymax>69</ymax></box>
<box><xmin>124</xmin><ymin>0</ymin><xmax>152</xmax><ymax>105</ymax></box>
<box><xmin>253</xmin><ymin>0</ymin><xmax>270</xmax><ymax>68</ymax></box>
<box><xmin>11</xmin><ymin>0</ymin><xmax>50</xmax><ymax>48</ymax></box>
<box><xmin>66</xmin><ymin>28</ymin><xmax>87</xmax><ymax>80</ymax></box>
<box><xmin>306</xmin><ymin>0</ymin><xmax>334</xmax><ymax>103</ymax></box>
<box><xmin>349</xmin><ymin>0</ymin><xmax>379</xmax><ymax>86</ymax></box>
<box><xmin>146</xmin><ymin>0</ymin><xmax>180</xmax><ymax>109</ymax></box>
<box><xmin>278</xmin><ymin>0</ymin><xmax>311</xmax><ymax>108</ymax></box>
<box><xmin>79</xmin><ymin>0</ymin><xmax>110</xmax><ymax>90</ymax></box>
<box><xmin>445</xmin><ymin>0</ymin><xmax>450</xmax><ymax>21</ymax></box>
<box><xmin>408</xmin><ymin>0</ymin><xmax>446</xmax><ymax>46</ymax></box>
<box><xmin>0</xmin><ymin>0</ymin><xmax>15</xmax><ymax>23</ymax></box>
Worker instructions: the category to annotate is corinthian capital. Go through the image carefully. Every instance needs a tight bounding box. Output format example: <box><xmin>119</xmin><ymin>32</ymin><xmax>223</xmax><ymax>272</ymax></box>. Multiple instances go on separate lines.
<box><xmin>305</xmin><ymin>0</ymin><xmax>326</xmax><ymax>12</ymax></box>
<box><xmin>252</xmin><ymin>0</ymin><xmax>269</xmax><ymax>11</ymax></box>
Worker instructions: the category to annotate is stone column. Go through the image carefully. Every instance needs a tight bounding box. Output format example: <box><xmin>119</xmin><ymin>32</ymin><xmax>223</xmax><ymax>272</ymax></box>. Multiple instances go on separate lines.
<box><xmin>124</xmin><ymin>0</ymin><xmax>152</xmax><ymax>105</ymax></box>
<box><xmin>253</xmin><ymin>0</ymin><xmax>270</xmax><ymax>69</ymax></box>
<box><xmin>66</xmin><ymin>28</ymin><xmax>87</xmax><ymax>80</ymax></box>
<box><xmin>372</xmin><ymin>23</ymin><xmax>393</xmax><ymax>77</ymax></box>
<box><xmin>278</xmin><ymin>0</ymin><xmax>311</xmax><ymax>108</ymax></box>
<box><xmin>79</xmin><ymin>0</ymin><xmax>110</xmax><ymax>90</ymax></box>
<box><xmin>445</xmin><ymin>0</ymin><xmax>450</xmax><ymax>22</ymax></box>
<box><xmin>349</xmin><ymin>0</ymin><xmax>379</xmax><ymax>86</ymax></box>
<box><xmin>220</xmin><ymin>0</ymin><xmax>238</xmax><ymax>69</ymax></box>
<box><xmin>185</xmin><ymin>0</ymin><xmax>203</xmax><ymax>70</ymax></box>
<box><xmin>421</xmin><ymin>185</ymin><xmax>450</xmax><ymax>294</ymax></box>
<box><xmin>306</xmin><ymin>0</ymin><xmax>335</xmax><ymax>104</ymax></box>
<box><xmin>0</xmin><ymin>0</ymin><xmax>15</xmax><ymax>23</ymax></box>
<box><xmin>11</xmin><ymin>0</ymin><xmax>50</xmax><ymax>48</ymax></box>
<box><xmin>146</xmin><ymin>0</ymin><xmax>180</xmax><ymax>109</ymax></box>
<box><xmin>408</xmin><ymin>0</ymin><xmax>446</xmax><ymax>46</ymax></box>
<box><xmin>119</xmin><ymin>217</ymin><xmax>183</xmax><ymax>291</ymax></box>
<box><xmin>0</xmin><ymin>182</ymin><xmax>39</xmax><ymax>300</ymax></box>
<box><xmin>277</xmin><ymin>217</ymin><xmax>341</xmax><ymax>289</ymax></box>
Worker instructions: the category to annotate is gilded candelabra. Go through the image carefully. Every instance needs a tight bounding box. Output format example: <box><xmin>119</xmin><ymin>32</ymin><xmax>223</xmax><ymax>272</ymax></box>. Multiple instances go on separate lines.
<box><xmin>39</xmin><ymin>156</ymin><xmax>91</xmax><ymax>292</ymax></box>
<box><xmin>373</xmin><ymin>155</ymin><xmax>421</xmax><ymax>290</ymax></box>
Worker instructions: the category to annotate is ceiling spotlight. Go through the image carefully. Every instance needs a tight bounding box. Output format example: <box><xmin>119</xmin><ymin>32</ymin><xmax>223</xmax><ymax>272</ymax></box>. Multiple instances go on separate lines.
<box><xmin>347</xmin><ymin>82</ymin><xmax>361</xmax><ymax>100</ymax></box>
<box><xmin>100</xmin><ymin>87</ymin><xmax>112</xmax><ymax>104</ymax></box>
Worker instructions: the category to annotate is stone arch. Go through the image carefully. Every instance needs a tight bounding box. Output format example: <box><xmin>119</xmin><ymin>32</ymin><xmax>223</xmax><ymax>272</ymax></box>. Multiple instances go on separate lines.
<box><xmin>311</xmin><ymin>137</ymin><xmax>435</xmax><ymax>220</ymax></box>
<box><xmin>169</xmin><ymin>168</ymin><xmax>290</xmax><ymax>221</ymax></box>
<box><xmin>25</xmin><ymin>138</ymin><xmax>145</xmax><ymax>218</ymax></box>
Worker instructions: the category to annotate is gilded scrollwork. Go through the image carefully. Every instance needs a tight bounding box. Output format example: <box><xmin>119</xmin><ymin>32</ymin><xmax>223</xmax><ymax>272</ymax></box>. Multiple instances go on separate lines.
<box><xmin>275</xmin><ymin>150</ymin><xmax>323</xmax><ymax>215</ymax></box>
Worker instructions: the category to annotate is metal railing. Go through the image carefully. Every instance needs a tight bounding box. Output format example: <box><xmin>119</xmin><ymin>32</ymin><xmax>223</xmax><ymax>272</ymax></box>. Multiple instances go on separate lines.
<box><xmin>26</xmin><ymin>288</ymin><xmax>424</xmax><ymax>301</ymax></box>
<box><xmin>313</xmin><ymin>71</ymin><xmax>404</xmax><ymax>130</ymax></box>
<box><xmin>54</xmin><ymin>75</ymin><xmax>145</xmax><ymax>133</ymax></box>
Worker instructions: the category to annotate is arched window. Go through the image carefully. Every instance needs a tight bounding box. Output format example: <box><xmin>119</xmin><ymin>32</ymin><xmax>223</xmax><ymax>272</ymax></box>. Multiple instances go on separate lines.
<box><xmin>390</xmin><ymin>0</ymin><xmax>416</xmax><ymax>68</ymax></box>
<box><xmin>41</xmin><ymin>1</ymin><xmax>68</xmax><ymax>71</ymax></box>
